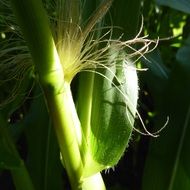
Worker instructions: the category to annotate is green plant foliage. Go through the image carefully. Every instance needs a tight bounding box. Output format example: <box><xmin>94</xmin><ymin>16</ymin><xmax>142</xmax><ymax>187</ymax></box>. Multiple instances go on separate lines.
<box><xmin>142</xmin><ymin>38</ymin><xmax>190</xmax><ymax>189</ymax></box>
<box><xmin>141</xmin><ymin>2</ymin><xmax>190</xmax><ymax>190</ymax></box>
<box><xmin>157</xmin><ymin>0</ymin><xmax>190</xmax><ymax>14</ymax></box>
<box><xmin>141</xmin><ymin>49</ymin><xmax>169</xmax><ymax>107</ymax></box>
<box><xmin>109</xmin><ymin>0</ymin><xmax>141</xmax><ymax>40</ymax></box>
<box><xmin>176</xmin><ymin>36</ymin><xmax>190</xmax><ymax>62</ymax></box>
<box><xmin>0</xmin><ymin>123</ymin><xmax>21</xmax><ymax>169</ymax></box>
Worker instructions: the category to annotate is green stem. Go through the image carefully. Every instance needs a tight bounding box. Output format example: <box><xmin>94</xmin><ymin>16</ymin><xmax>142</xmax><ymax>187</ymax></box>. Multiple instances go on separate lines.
<box><xmin>44</xmin><ymin>82</ymin><xmax>83</xmax><ymax>189</ymax></box>
<box><xmin>11</xmin><ymin>162</ymin><xmax>35</xmax><ymax>190</ymax></box>
<box><xmin>81</xmin><ymin>173</ymin><xmax>106</xmax><ymax>190</ymax></box>
<box><xmin>77</xmin><ymin>72</ymin><xmax>95</xmax><ymax>139</ymax></box>
<box><xmin>10</xmin><ymin>0</ymin><xmax>106</xmax><ymax>189</ymax></box>
<box><xmin>10</xmin><ymin>0</ymin><xmax>83</xmax><ymax>188</ymax></box>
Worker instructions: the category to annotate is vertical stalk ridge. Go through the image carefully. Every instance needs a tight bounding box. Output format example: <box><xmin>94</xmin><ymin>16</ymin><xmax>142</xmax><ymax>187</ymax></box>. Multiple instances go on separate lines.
<box><xmin>44</xmin><ymin>82</ymin><xmax>83</xmax><ymax>189</ymax></box>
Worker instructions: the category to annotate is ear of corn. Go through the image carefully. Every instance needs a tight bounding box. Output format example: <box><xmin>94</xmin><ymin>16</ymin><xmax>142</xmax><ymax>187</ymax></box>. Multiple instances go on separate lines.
<box><xmin>77</xmin><ymin>0</ymin><xmax>141</xmax><ymax>178</ymax></box>
<box><xmin>81</xmin><ymin>48</ymin><xmax>138</xmax><ymax>177</ymax></box>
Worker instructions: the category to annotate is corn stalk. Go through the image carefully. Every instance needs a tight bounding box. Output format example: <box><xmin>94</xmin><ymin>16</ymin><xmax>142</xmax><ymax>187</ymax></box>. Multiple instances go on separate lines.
<box><xmin>9</xmin><ymin>0</ymin><xmax>105</xmax><ymax>189</ymax></box>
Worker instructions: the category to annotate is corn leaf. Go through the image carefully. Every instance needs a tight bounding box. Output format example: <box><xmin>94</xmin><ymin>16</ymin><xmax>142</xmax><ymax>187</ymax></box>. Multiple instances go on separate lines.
<box><xmin>24</xmin><ymin>86</ymin><xmax>63</xmax><ymax>190</ymax></box>
<box><xmin>109</xmin><ymin>0</ymin><xmax>141</xmax><ymax>40</ymax></box>
<box><xmin>0</xmin><ymin>118</ymin><xmax>21</xmax><ymax>169</ymax></box>
<box><xmin>141</xmin><ymin>49</ymin><xmax>170</xmax><ymax>108</ymax></box>
<box><xmin>142</xmin><ymin>36</ymin><xmax>190</xmax><ymax>190</ymax></box>
<box><xmin>156</xmin><ymin>0</ymin><xmax>190</xmax><ymax>14</ymax></box>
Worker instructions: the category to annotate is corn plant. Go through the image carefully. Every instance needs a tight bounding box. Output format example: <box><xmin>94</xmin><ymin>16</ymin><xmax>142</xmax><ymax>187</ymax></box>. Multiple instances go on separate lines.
<box><xmin>0</xmin><ymin>0</ymin><xmax>154</xmax><ymax>189</ymax></box>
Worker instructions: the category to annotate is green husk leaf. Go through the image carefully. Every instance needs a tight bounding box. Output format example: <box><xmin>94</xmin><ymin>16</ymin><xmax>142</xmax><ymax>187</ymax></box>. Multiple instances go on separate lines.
<box><xmin>82</xmin><ymin>49</ymin><xmax>138</xmax><ymax>177</ymax></box>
